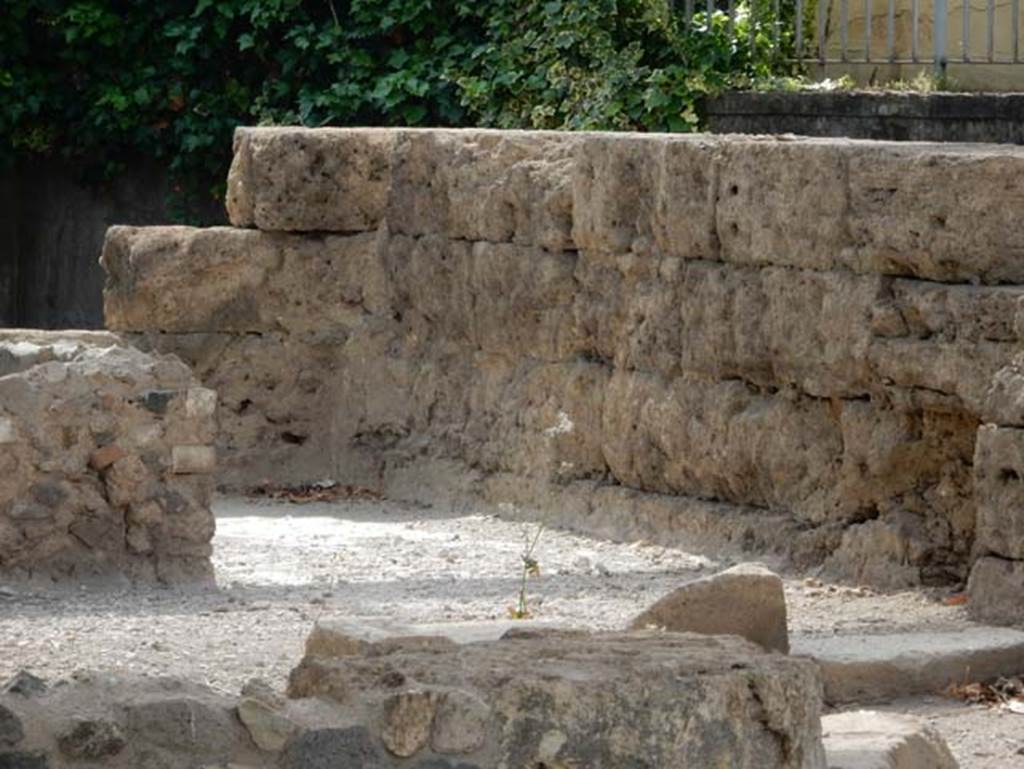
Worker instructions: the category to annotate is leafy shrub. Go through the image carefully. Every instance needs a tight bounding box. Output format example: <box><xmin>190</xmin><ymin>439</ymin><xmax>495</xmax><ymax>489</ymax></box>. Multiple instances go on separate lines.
<box><xmin>0</xmin><ymin>0</ymin><xmax>795</xmax><ymax>219</ymax></box>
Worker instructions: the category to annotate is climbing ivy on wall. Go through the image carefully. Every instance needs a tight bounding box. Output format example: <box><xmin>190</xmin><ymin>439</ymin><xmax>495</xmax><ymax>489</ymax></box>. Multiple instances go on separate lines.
<box><xmin>0</xmin><ymin>0</ymin><xmax>792</xmax><ymax>219</ymax></box>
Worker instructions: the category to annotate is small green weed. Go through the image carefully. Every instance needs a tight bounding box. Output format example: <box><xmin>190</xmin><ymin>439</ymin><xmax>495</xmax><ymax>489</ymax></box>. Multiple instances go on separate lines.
<box><xmin>508</xmin><ymin>524</ymin><xmax>543</xmax><ymax>620</ymax></box>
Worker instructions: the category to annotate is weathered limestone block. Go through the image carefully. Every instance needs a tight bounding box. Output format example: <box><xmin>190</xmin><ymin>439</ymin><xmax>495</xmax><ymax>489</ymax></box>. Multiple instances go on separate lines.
<box><xmin>822</xmin><ymin>711</ymin><xmax>958</xmax><ymax>769</ymax></box>
<box><xmin>972</xmin><ymin>424</ymin><xmax>1024</xmax><ymax>560</ymax></box>
<box><xmin>845</xmin><ymin>143</ymin><xmax>1024</xmax><ymax>284</ymax></box>
<box><xmin>573</xmin><ymin>253</ymin><xmax>1018</xmax><ymax>407</ymax></box>
<box><xmin>0</xmin><ymin>331</ymin><xmax>216</xmax><ymax>584</ymax></box>
<box><xmin>103</xmin><ymin>226</ymin><xmax>388</xmax><ymax>334</ymax></box>
<box><xmin>384</xmin><ymin>235</ymin><xmax>580</xmax><ymax>360</ymax></box>
<box><xmin>571</xmin><ymin>133</ymin><xmax>720</xmax><ymax>258</ymax></box>
<box><xmin>630</xmin><ymin>563</ymin><xmax>790</xmax><ymax>652</ymax></box>
<box><xmin>716</xmin><ymin>138</ymin><xmax>850</xmax><ymax>272</ymax></box>
<box><xmin>388</xmin><ymin>129</ymin><xmax>578</xmax><ymax>251</ymax></box>
<box><xmin>966</xmin><ymin>556</ymin><xmax>1024</xmax><ymax>625</ymax></box>
<box><xmin>289</xmin><ymin>630</ymin><xmax>827</xmax><ymax>768</ymax></box>
<box><xmin>228</xmin><ymin>127</ymin><xmax>395</xmax><ymax>232</ymax></box>
<box><xmin>983</xmin><ymin>349</ymin><xmax>1024</xmax><ymax>426</ymax></box>
<box><xmin>460</xmin><ymin>358</ymin><xmax>610</xmax><ymax>484</ymax></box>
<box><xmin>718</xmin><ymin>138</ymin><xmax>1024</xmax><ymax>284</ymax></box>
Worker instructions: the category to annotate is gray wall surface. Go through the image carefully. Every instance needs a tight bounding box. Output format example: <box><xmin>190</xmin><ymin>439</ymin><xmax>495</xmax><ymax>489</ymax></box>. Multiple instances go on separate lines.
<box><xmin>704</xmin><ymin>91</ymin><xmax>1024</xmax><ymax>143</ymax></box>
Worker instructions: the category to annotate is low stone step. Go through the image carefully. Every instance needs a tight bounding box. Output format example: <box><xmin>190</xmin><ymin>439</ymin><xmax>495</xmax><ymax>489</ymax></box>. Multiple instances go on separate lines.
<box><xmin>822</xmin><ymin>711</ymin><xmax>958</xmax><ymax>769</ymax></box>
<box><xmin>793</xmin><ymin>626</ymin><xmax>1024</xmax><ymax>704</ymax></box>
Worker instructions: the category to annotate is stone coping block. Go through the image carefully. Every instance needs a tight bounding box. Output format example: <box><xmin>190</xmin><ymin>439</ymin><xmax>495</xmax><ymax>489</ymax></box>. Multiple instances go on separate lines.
<box><xmin>289</xmin><ymin>628</ymin><xmax>827</xmax><ymax>768</ymax></box>
<box><xmin>227</xmin><ymin>127</ymin><xmax>1024</xmax><ymax>285</ymax></box>
<box><xmin>101</xmin><ymin>226</ymin><xmax>386</xmax><ymax>334</ymax></box>
<box><xmin>0</xmin><ymin>330</ymin><xmax>217</xmax><ymax>585</ymax></box>
<box><xmin>792</xmin><ymin>626</ymin><xmax>1024</xmax><ymax>705</ymax></box>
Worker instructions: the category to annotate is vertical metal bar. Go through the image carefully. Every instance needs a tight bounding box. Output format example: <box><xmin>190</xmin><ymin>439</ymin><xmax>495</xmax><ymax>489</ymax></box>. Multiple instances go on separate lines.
<box><xmin>963</xmin><ymin>0</ymin><xmax>970</xmax><ymax>61</ymax></box>
<box><xmin>1014</xmin><ymin>0</ymin><xmax>1021</xmax><ymax>62</ymax></box>
<box><xmin>841</xmin><ymin>0</ymin><xmax>849</xmax><ymax>60</ymax></box>
<box><xmin>796</xmin><ymin>0</ymin><xmax>804</xmax><ymax>57</ymax></box>
<box><xmin>685</xmin><ymin>0</ymin><xmax>695</xmax><ymax>30</ymax></box>
<box><xmin>912</xmin><ymin>0</ymin><xmax>918</xmax><ymax>61</ymax></box>
<box><xmin>749</xmin><ymin>0</ymin><xmax>756</xmax><ymax>51</ymax></box>
<box><xmin>934</xmin><ymin>0</ymin><xmax>947</xmax><ymax>70</ymax></box>
<box><xmin>865</xmin><ymin>0</ymin><xmax>871</xmax><ymax>60</ymax></box>
<box><xmin>818</xmin><ymin>0</ymin><xmax>827</xmax><ymax>62</ymax></box>
<box><xmin>728</xmin><ymin>0</ymin><xmax>735</xmax><ymax>37</ymax></box>
<box><xmin>706</xmin><ymin>0</ymin><xmax>713</xmax><ymax>20</ymax></box>
<box><xmin>888</xmin><ymin>0</ymin><xmax>895</xmax><ymax>60</ymax></box>
<box><xmin>988</xmin><ymin>0</ymin><xmax>995</xmax><ymax>61</ymax></box>
<box><xmin>773</xmin><ymin>0</ymin><xmax>780</xmax><ymax>48</ymax></box>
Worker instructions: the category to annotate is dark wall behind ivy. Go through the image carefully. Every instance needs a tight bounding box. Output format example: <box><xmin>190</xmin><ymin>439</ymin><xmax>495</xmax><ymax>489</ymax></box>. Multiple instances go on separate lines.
<box><xmin>0</xmin><ymin>0</ymin><xmax>788</xmax><ymax>218</ymax></box>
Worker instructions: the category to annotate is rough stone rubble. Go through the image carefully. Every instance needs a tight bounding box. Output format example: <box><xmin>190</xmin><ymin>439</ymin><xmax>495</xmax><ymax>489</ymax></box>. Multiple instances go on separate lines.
<box><xmin>0</xmin><ymin>330</ymin><xmax>217</xmax><ymax>585</ymax></box>
<box><xmin>102</xmin><ymin>128</ymin><xmax>1024</xmax><ymax>623</ymax></box>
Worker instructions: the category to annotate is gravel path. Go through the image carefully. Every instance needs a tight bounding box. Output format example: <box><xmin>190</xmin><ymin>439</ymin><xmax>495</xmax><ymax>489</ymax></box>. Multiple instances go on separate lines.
<box><xmin>0</xmin><ymin>495</ymin><xmax>1016</xmax><ymax>767</ymax></box>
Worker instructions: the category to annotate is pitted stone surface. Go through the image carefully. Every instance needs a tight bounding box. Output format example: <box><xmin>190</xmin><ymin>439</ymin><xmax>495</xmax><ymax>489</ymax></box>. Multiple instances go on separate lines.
<box><xmin>0</xmin><ymin>330</ymin><xmax>216</xmax><ymax>584</ymax></box>
<box><xmin>289</xmin><ymin>630</ymin><xmax>827</xmax><ymax>769</ymax></box>
<box><xmin>104</xmin><ymin>129</ymin><xmax>1024</xmax><ymax>601</ymax></box>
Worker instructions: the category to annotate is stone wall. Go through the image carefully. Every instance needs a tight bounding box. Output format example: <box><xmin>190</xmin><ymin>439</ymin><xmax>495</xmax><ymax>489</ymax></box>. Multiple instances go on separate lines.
<box><xmin>102</xmin><ymin>128</ymin><xmax>1024</xmax><ymax>602</ymax></box>
<box><xmin>0</xmin><ymin>331</ymin><xmax>217</xmax><ymax>584</ymax></box>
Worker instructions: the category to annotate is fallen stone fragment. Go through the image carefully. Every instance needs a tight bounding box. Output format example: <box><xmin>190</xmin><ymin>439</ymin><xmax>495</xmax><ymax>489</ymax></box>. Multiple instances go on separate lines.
<box><xmin>0</xmin><ymin>705</ymin><xmax>23</xmax><ymax>746</ymax></box>
<box><xmin>2</xmin><ymin>672</ymin><xmax>45</xmax><ymax>698</ymax></box>
<box><xmin>279</xmin><ymin>727</ymin><xmax>388</xmax><ymax>769</ymax></box>
<box><xmin>793</xmin><ymin>626</ymin><xmax>1024</xmax><ymax>704</ymax></box>
<box><xmin>57</xmin><ymin>718</ymin><xmax>126</xmax><ymax>759</ymax></box>
<box><xmin>966</xmin><ymin>556</ymin><xmax>1024</xmax><ymax>625</ymax></box>
<box><xmin>236</xmin><ymin>697</ymin><xmax>297</xmax><ymax>753</ymax></box>
<box><xmin>629</xmin><ymin>562</ymin><xmax>790</xmax><ymax>653</ymax></box>
<box><xmin>822</xmin><ymin>710</ymin><xmax>958</xmax><ymax>769</ymax></box>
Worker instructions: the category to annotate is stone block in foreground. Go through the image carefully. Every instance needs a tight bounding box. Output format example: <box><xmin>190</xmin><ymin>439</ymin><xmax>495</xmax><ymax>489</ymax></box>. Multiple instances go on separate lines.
<box><xmin>0</xmin><ymin>330</ymin><xmax>217</xmax><ymax>584</ymax></box>
<box><xmin>822</xmin><ymin>710</ymin><xmax>958</xmax><ymax>769</ymax></box>
<box><xmin>290</xmin><ymin>629</ymin><xmax>827</xmax><ymax>768</ymax></box>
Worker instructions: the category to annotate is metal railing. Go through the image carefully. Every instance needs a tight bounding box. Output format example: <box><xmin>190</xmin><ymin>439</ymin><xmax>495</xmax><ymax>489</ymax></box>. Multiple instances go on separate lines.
<box><xmin>670</xmin><ymin>0</ymin><xmax>1024</xmax><ymax>69</ymax></box>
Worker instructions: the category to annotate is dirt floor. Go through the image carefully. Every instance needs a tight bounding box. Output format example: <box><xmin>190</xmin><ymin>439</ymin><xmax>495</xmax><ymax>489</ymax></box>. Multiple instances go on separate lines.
<box><xmin>1</xmin><ymin>496</ymin><xmax>1021</xmax><ymax>768</ymax></box>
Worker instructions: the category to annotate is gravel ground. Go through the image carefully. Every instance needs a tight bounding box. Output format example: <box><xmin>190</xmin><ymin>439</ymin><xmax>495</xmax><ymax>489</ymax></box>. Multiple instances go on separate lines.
<box><xmin>0</xmin><ymin>495</ymin><xmax>1017</xmax><ymax>767</ymax></box>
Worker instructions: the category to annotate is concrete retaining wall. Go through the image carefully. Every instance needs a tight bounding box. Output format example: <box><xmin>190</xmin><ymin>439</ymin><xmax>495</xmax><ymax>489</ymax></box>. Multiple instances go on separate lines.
<box><xmin>705</xmin><ymin>91</ymin><xmax>1024</xmax><ymax>143</ymax></box>
<box><xmin>101</xmin><ymin>128</ymin><xmax>1024</xmax><ymax>615</ymax></box>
